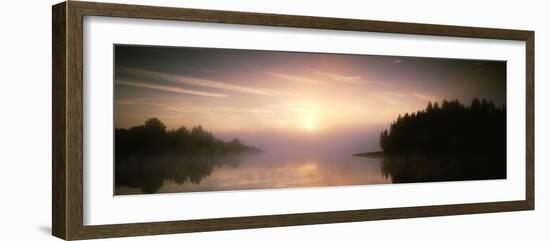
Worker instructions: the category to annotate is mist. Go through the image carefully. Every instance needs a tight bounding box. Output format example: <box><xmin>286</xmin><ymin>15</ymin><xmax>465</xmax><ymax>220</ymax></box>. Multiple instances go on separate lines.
<box><xmin>215</xmin><ymin>124</ymin><xmax>384</xmax><ymax>155</ymax></box>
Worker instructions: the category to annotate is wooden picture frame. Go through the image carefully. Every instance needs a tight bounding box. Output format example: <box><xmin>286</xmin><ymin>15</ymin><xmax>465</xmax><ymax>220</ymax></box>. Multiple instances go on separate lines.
<box><xmin>52</xmin><ymin>1</ymin><xmax>534</xmax><ymax>240</ymax></box>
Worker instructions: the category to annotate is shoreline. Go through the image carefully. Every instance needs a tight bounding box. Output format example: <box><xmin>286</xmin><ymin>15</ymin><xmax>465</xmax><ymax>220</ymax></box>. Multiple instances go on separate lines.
<box><xmin>352</xmin><ymin>151</ymin><xmax>384</xmax><ymax>158</ymax></box>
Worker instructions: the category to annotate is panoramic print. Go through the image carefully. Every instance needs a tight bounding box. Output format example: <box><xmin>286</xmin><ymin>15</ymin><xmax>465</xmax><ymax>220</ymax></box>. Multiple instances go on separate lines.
<box><xmin>114</xmin><ymin>45</ymin><xmax>506</xmax><ymax>195</ymax></box>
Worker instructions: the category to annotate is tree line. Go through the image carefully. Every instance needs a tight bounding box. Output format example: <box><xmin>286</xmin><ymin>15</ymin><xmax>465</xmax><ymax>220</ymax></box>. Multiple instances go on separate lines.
<box><xmin>379</xmin><ymin>98</ymin><xmax>506</xmax><ymax>157</ymax></box>
<box><xmin>115</xmin><ymin>118</ymin><xmax>261</xmax><ymax>159</ymax></box>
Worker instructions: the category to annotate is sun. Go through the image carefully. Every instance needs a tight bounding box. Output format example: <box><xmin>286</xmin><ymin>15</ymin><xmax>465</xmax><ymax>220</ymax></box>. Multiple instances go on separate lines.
<box><xmin>303</xmin><ymin>122</ymin><xmax>317</xmax><ymax>132</ymax></box>
<box><xmin>301</xmin><ymin>109</ymin><xmax>319</xmax><ymax>132</ymax></box>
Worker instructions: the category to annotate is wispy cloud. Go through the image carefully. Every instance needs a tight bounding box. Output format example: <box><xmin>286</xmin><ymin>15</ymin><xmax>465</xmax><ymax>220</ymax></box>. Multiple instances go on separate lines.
<box><xmin>166</xmin><ymin>106</ymin><xmax>280</xmax><ymax>116</ymax></box>
<box><xmin>268</xmin><ymin>72</ymin><xmax>323</xmax><ymax>85</ymax></box>
<box><xmin>373</xmin><ymin>90</ymin><xmax>438</xmax><ymax>105</ymax></box>
<box><xmin>276</xmin><ymin>68</ymin><xmax>364</xmax><ymax>85</ymax></box>
<box><xmin>116</xmin><ymin>97</ymin><xmax>164</xmax><ymax>106</ymax></box>
<box><xmin>118</xmin><ymin>67</ymin><xmax>287</xmax><ymax>96</ymax></box>
<box><xmin>412</xmin><ymin>92</ymin><xmax>438</xmax><ymax>102</ymax></box>
<box><xmin>117</xmin><ymin>79</ymin><xmax>227</xmax><ymax>98</ymax></box>
<box><xmin>311</xmin><ymin>69</ymin><xmax>361</xmax><ymax>84</ymax></box>
<box><xmin>116</xmin><ymin>98</ymin><xmax>221</xmax><ymax>115</ymax></box>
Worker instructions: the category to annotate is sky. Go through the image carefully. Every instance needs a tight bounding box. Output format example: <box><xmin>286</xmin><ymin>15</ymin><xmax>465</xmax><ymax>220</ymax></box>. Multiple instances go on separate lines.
<box><xmin>114</xmin><ymin>45</ymin><xmax>506</xmax><ymax>151</ymax></box>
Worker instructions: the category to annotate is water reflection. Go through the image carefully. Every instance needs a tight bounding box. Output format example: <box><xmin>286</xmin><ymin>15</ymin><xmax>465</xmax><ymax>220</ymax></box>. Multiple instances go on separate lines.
<box><xmin>115</xmin><ymin>150</ymin><xmax>505</xmax><ymax>195</ymax></box>
<box><xmin>115</xmin><ymin>153</ymin><xmax>241</xmax><ymax>194</ymax></box>
<box><xmin>380</xmin><ymin>154</ymin><xmax>506</xmax><ymax>183</ymax></box>
<box><xmin>115</xmin><ymin>150</ymin><xmax>390</xmax><ymax>195</ymax></box>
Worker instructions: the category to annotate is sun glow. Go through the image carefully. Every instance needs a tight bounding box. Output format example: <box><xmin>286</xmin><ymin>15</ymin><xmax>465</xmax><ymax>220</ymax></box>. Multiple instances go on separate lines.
<box><xmin>301</xmin><ymin>108</ymin><xmax>319</xmax><ymax>132</ymax></box>
<box><xmin>303</xmin><ymin>123</ymin><xmax>316</xmax><ymax>132</ymax></box>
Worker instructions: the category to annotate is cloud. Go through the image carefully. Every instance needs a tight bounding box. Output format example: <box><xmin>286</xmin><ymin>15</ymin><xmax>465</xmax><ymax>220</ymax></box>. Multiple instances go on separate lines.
<box><xmin>372</xmin><ymin>91</ymin><xmax>437</xmax><ymax>106</ymax></box>
<box><xmin>270</xmin><ymin>70</ymin><xmax>362</xmax><ymax>85</ymax></box>
<box><xmin>117</xmin><ymin>79</ymin><xmax>227</xmax><ymax>98</ymax></box>
<box><xmin>268</xmin><ymin>72</ymin><xmax>323</xmax><ymax>85</ymax></box>
<box><xmin>412</xmin><ymin>92</ymin><xmax>437</xmax><ymax>102</ymax></box>
<box><xmin>311</xmin><ymin>69</ymin><xmax>361</xmax><ymax>84</ymax></box>
<box><xmin>118</xmin><ymin>67</ymin><xmax>285</xmax><ymax>96</ymax></box>
<box><xmin>116</xmin><ymin>97</ymin><xmax>164</xmax><ymax>106</ymax></box>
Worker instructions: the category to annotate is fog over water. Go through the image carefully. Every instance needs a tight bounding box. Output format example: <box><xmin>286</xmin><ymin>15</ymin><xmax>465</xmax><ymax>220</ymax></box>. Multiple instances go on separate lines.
<box><xmin>115</xmin><ymin>126</ymin><xmax>389</xmax><ymax>195</ymax></box>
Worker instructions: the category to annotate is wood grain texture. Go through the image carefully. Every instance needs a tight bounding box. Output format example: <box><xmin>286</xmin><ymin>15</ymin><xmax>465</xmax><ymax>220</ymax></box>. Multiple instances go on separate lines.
<box><xmin>66</xmin><ymin>2</ymin><xmax>85</xmax><ymax>240</ymax></box>
<box><xmin>73</xmin><ymin>201</ymin><xmax>531</xmax><ymax>240</ymax></box>
<box><xmin>71</xmin><ymin>1</ymin><xmax>533</xmax><ymax>40</ymax></box>
<box><xmin>525</xmin><ymin>32</ymin><xmax>535</xmax><ymax>209</ymax></box>
<box><xmin>51</xmin><ymin>1</ymin><xmax>535</xmax><ymax>240</ymax></box>
<box><xmin>52</xmin><ymin>2</ymin><xmax>67</xmax><ymax>239</ymax></box>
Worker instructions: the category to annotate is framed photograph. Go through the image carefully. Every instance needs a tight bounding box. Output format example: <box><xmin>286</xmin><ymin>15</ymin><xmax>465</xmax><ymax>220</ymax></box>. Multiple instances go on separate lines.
<box><xmin>52</xmin><ymin>1</ymin><xmax>534</xmax><ymax>240</ymax></box>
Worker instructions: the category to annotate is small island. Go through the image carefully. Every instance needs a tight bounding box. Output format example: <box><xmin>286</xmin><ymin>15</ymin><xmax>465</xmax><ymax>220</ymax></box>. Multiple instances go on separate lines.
<box><xmin>352</xmin><ymin>151</ymin><xmax>384</xmax><ymax>158</ymax></box>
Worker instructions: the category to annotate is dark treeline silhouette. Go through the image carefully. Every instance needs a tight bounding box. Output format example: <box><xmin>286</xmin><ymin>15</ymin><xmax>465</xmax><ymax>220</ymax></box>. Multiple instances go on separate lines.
<box><xmin>116</xmin><ymin>118</ymin><xmax>261</xmax><ymax>158</ymax></box>
<box><xmin>366</xmin><ymin>98</ymin><xmax>506</xmax><ymax>183</ymax></box>
<box><xmin>380</xmin><ymin>98</ymin><xmax>506</xmax><ymax>157</ymax></box>
<box><xmin>115</xmin><ymin>118</ymin><xmax>261</xmax><ymax>194</ymax></box>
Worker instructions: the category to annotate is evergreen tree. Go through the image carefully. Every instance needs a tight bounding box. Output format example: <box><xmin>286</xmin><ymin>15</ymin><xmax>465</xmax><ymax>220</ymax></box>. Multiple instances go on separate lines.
<box><xmin>379</xmin><ymin>98</ymin><xmax>506</xmax><ymax>157</ymax></box>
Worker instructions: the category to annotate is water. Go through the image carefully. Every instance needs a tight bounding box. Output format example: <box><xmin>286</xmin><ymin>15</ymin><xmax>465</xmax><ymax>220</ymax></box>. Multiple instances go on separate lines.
<box><xmin>115</xmin><ymin>150</ymin><xmax>391</xmax><ymax>195</ymax></box>
<box><xmin>115</xmin><ymin>149</ymin><xmax>506</xmax><ymax>195</ymax></box>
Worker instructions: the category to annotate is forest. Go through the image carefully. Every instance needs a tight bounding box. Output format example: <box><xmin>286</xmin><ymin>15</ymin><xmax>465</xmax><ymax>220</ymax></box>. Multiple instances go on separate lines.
<box><xmin>115</xmin><ymin>118</ymin><xmax>261</xmax><ymax>159</ymax></box>
<box><xmin>379</xmin><ymin>98</ymin><xmax>506</xmax><ymax>157</ymax></box>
